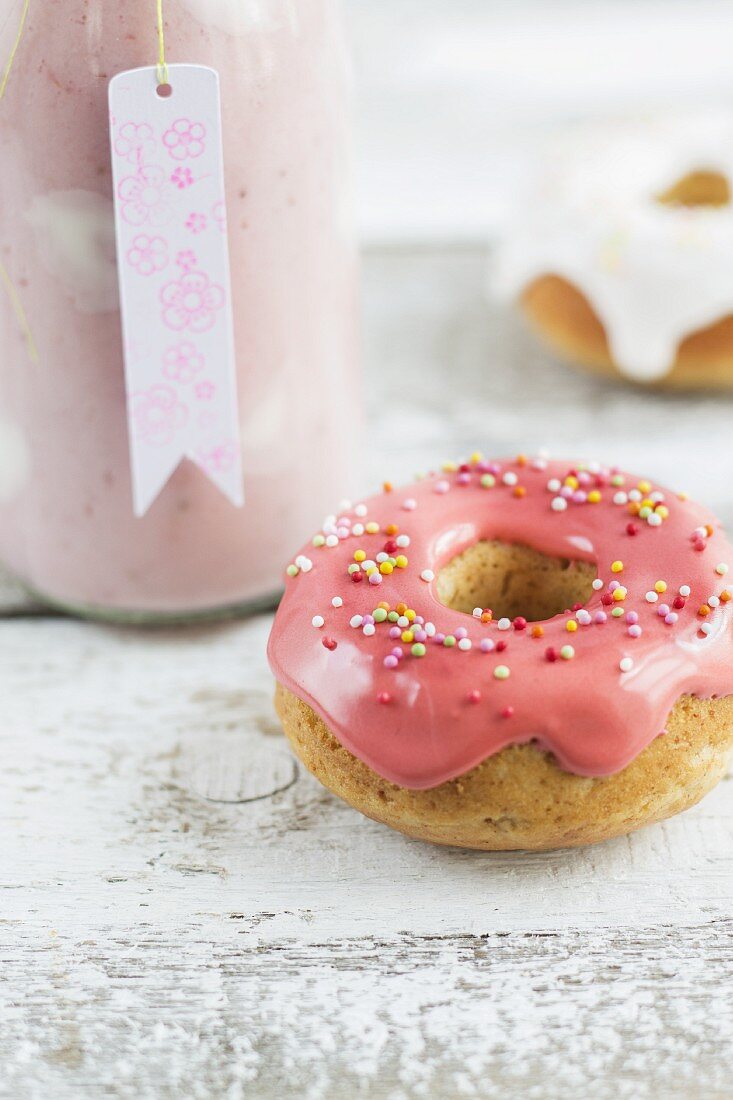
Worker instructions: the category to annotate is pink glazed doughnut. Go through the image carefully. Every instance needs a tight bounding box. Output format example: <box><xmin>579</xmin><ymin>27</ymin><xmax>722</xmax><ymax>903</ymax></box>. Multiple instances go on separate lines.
<box><xmin>268</xmin><ymin>454</ymin><xmax>733</xmax><ymax>849</ymax></box>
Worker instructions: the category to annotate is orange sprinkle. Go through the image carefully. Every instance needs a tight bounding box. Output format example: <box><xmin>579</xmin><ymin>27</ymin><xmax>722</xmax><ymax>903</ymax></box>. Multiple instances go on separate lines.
<box><xmin>384</xmin><ymin>523</ymin><xmax>398</xmax><ymax>536</ymax></box>
<box><xmin>627</xmin><ymin>502</ymin><xmax>641</xmax><ymax>516</ymax></box>
<box><xmin>513</xmin><ymin>485</ymin><xmax>527</xmax><ymax>498</ymax></box>
<box><xmin>516</xmin><ymin>454</ymin><xmax>528</xmax><ymax>466</ymax></box>
<box><xmin>377</xmin><ymin>602</ymin><xmax>391</xmax><ymax>611</ymax></box>
<box><xmin>698</xmin><ymin>604</ymin><xmax>711</xmax><ymax>617</ymax></box>
<box><xmin>480</xmin><ymin>611</ymin><xmax>493</xmax><ymax>623</ymax></box>
<box><xmin>721</xmin><ymin>590</ymin><xmax>732</xmax><ymax>603</ymax></box>
<box><xmin>396</xmin><ymin>603</ymin><xmax>408</xmax><ymax>615</ymax></box>
<box><xmin>531</xmin><ymin>625</ymin><xmax>544</xmax><ymax>638</ymax></box>
<box><xmin>383</xmin><ymin>481</ymin><xmax>393</xmax><ymax>493</ymax></box>
<box><xmin>706</xmin><ymin>525</ymin><xmax>714</xmax><ymax>538</ymax></box>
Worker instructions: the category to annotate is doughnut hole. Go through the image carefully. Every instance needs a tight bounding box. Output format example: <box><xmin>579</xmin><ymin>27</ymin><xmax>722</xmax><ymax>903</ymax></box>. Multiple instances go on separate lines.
<box><xmin>435</xmin><ymin>540</ymin><xmax>596</xmax><ymax>622</ymax></box>
<box><xmin>656</xmin><ymin>170</ymin><xmax>730</xmax><ymax>208</ymax></box>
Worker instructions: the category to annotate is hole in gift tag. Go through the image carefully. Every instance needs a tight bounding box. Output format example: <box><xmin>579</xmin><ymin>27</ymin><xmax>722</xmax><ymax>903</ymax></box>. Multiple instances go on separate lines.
<box><xmin>156</xmin><ymin>82</ymin><xmax>173</xmax><ymax>98</ymax></box>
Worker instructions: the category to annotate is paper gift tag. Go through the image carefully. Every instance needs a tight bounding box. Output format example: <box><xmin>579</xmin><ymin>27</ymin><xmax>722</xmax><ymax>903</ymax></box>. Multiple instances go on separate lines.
<box><xmin>109</xmin><ymin>64</ymin><xmax>243</xmax><ymax>516</ymax></box>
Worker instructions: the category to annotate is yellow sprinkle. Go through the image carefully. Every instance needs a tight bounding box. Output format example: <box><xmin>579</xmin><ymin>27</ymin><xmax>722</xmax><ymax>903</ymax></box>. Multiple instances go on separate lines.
<box><xmin>354</xmin><ymin>550</ymin><xmax>366</xmax><ymax>563</ymax></box>
<box><xmin>587</xmin><ymin>490</ymin><xmax>602</xmax><ymax>503</ymax></box>
<box><xmin>612</xmin><ymin>587</ymin><xmax>627</xmax><ymax>601</ymax></box>
<box><xmin>365</xmin><ymin>566</ymin><xmax>377</xmax><ymax>577</ymax></box>
<box><xmin>566</xmin><ymin>620</ymin><xmax>578</xmax><ymax>633</ymax></box>
<box><xmin>401</xmin><ymin>630</ymin><xmax>414</xmax><ymax>643</ymax></box>
<box><xmin>365</xmin><ymin>522</ymin><xmax>379</xmax><ymax>535</ymax></box>
<box><xmin>379</xmin><ymin>561</ymin><xmax>393</xmax><ymax>575</ymax></box>
<box><xmin>442</xmin><ymin>461</ymin><xmax>458</xmax><ymax>472</ymax></box>
<box><xmin>470</xmin><ymin>451</ymin><xmax>483</xmax><ymax>464</ymax></box>
<box><xmin>405</xmin><ymin>608</ymin><xmax>416</xmax><ymax>622</ymax></box>
<box><xmin>638</xmin><ymin>480</ymin><xmax>652</xmax><ymax>494</ymax></box>
<box><xmin>654</xmin><ymin>580</ymin><xmax>667</xmax><ymax>594</ymax></box>
<box><xmin>395</xmin><ymin>555</ymin><xmax>408</xmax><ymax>569</ymax></box>
<box><xmin>655</xmin><ymin>505</ymin><xmax>669</xmax><ymax>519</ymax></box>
<box><xmin>611</xmin><ymin>560</ymin><xmax>624</xmax><ymax>573</ymax></box>
<box><xmin>565</xmin><ymin>475</ymin><xmax>579</xmax><ymax>490</ymax></box>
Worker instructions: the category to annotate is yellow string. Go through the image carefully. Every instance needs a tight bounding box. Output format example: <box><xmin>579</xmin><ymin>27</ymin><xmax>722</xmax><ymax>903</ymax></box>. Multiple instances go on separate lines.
<box><xmin>0</xmin><ymin>259</ymin><xmax>38</xmax><ymax>363</ymax></box>
<box><xmin>0</xmin><ymin>0</ymin><xmax>30</xmax><ymax>100</ymax></box>
<box><xmin>156</xmin><ymin>0</ymin><xmax>169</xmax><ymax>85</ymax></box>
<box><xmin>0</xmin><ymin>1</ymin><xmax>38</xmax><ymax>362</ymax></box>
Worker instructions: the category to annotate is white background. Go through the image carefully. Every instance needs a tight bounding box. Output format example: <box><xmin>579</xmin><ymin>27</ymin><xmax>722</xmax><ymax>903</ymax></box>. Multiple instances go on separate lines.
<box><xmin>344</xmin><ymin>0</ymin><xmax>733</xmax><ymax>242</ymax></box>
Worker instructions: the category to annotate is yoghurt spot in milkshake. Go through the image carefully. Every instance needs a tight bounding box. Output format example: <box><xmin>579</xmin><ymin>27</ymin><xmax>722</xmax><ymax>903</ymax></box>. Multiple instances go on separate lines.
<box><xmin>26</xmin><ymin>190</ymin><xmax>119</xmax><ymax>314</ymax></box>
<box><xmin>178</xmin><ymin>0</ymin><xmax>296</xmax><ymax>34</ymax></box>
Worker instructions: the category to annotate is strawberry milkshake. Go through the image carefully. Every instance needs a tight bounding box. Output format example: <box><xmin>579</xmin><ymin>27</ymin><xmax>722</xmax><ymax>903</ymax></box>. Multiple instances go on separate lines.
<box><xmin>0</xmin><ymin>0</ymin><xmax>359</xmax><ymax>618</ymax></box>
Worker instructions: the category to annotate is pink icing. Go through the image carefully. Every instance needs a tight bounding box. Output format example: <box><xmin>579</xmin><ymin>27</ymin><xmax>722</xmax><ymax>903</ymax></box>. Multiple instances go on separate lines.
<box><xmin>267</xmin><ymin>457</ymin><xmax>733</xmax><ymax>789</ymax></box>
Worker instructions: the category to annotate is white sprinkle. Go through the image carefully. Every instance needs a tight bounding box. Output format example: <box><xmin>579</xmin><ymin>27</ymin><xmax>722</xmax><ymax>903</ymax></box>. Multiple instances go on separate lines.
<box><xmin>645</xmin><ymin>591</ymin><xmax>658</xmax><ymax>603</ymax></box>
<box><xmin>458</xmin><ymin>638</ymin><xmax>472</xmax><ymax>651</ymax></box>
<box><xmin>701</xmin><ymin>622</ymin><xmax>713</xmax><ymax>636</ymax></box>
<box><xmin>472</xmin><ymin>607</ymin><xmax>483</xmax><ymax>618</ymax></box>
<box><xmin>592</xmin><ymin>578</ymin><xmax>604</xmax><ymax>591</ymax></box>
<box><xmin>716</xmin><ymin>563</ymin><xmax>729</xmax><ymax>576</ymax></box>
<box><xmin>421</xmin><ymin>569</ymin><xmax>435</xmax><ymax>583</ymax></box>
<box><xmin>709</xmin><ymin>595</ymin><xmax>721</xmax><ymax>608</ymax></box>
<box><xmin>331</xmin><ymin>596</ymin><xmax>343</xmax><ymax>608</ymax></box>
<box><xmin>576</xmin><ymin>609</ymin><xmax>592</xmax><ymax>625</ymax></box>
<box><xmin>613</xmin><ymin>492</ymin><xmax>628</xmax><ymax>506</ymax></box>
<box><xmin>361</xmin><ymin>560</ymin><xmax>375</xmax><ymax>572</ymax></box>
<box><xmin>497</xmin><ymin>617</ymin><xmax>511</xmax><ymax>631</ymax></box>
<box><xmin>312</xmin><ymin>615</ymin><xmax>325</xmax><ymax>628</ymax></box>
<box><xmin>628</xmin><ymin>489</ymin><xmax>642</xmax><ymax>502</ymax></box>
<box><xmin>694</xmin><ymin>526</ymin><xmax>707</xmax><ymax>539</ymax></box>
<box><xmin>362</xmin><ymin>623</ymin><xmax>376</xmax><ymax>637</ymax></box>
<box><xmin>352</xmin><ymin>523</ymin><xmax>365</xmax><ymax>536</ymax></box>
<box><xmin>375</xmin><ymin>552</ymin><xmax>388</xmax><ymax>563</ymax></box>
<box><xmin>680</xmin><ymin>585</ymin><xmax>691</xmax><ymax>597</ymax></box>
<box><xmin>647</xmin><ymin>513</ymin><xmax>662</xmax><ymax>527</ymax></box>
<box><xmin>397</xmin><ymin>616</ymin><xmax>409</xmax><ymax>629</ymax></box>
<box><xmin>502</xmin><ymin>471</ymin><xmax>518</xmax><ymax>486</ymax></box>
<box><xmin>547</xmin><ymin>478</ymin><xmax>561</xmax><ymax>493</ymax></box>
<box><xmin>434</xmin><ymin>479</ymin><xmax>450</xmax><ymax>494</ymax></box>
<box><xmin>396</xmin><ymin>535</ymin><xmax>410</xmax><ymax>548</ymax></box>
<box><xmin>338</xmin><ymin>499</ymin><xmax>352</xmax><ymax>512</ymax></box>
<box><xmin>299</xmin><ymin>558</ymin><xmax>313</xmax><ymax>573</ymax></box>
<box><xmin>350</xmin><ymin>615</ymin><xmax>363</xmax><ymax>628</ymax></box>
<box><xmin>354</xmin><ymin>504</ymin><xmax>367</xmax><ymax>517</ymax></box>
<box><xmin>402</xmin><ymin>498</ymin><xmax>417</xmax><ymax>511</ymax></box>
<box><xmin>325</xmin><ymin>534</ymin><xmax>339</xmax><ymax>548</ymax></box>
<box><xmin>424</xmin><ymin>622</ymin><xmax>436</xmax><ymax>637</ymax></box>
<box><xmin>551</xmin><ymin>497</ymin><xmax>567</xmax><ymax>512</ymax></box>
<box><xmin>650</xmin><ymin>491</ymin><xmax>665</xmax><ymax>503</ymax></box>
<box><xmin>619</xmin><ymin>657</ymin><xmax>634</xmax><ymax>673</ymax></box>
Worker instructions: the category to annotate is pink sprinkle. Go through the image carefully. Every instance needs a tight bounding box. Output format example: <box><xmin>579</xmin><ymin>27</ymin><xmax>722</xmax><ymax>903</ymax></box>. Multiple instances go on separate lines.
<box><xmin>457</xmin><ymin>472</ymin><xmax>471</xmax><ymax>485</ymax></box>
<box><xmin>545</xmin><ymin>647</ymin><xmax>557</xmax><ymax>662</ymax></box>
<box><xmin>322</xmin><ymin>637</ymin><xmax>337</xmax><ymax>651</ymax></box>
<box><xmin>665</xmin><ymin>613</ymin><xmax>678</xmax><ymax>625</ymax></box>
<box><xmin>560</xmin><ymin>486</ymin><xmax>574</xmax><ymax>498</ymax></box>
<box><xmin>433</xmin><ymin>633</ymin><xmax>446</xmax><ymax>644</ymax></box>
<box><xmin>625</xmin><ymin>611</ymin><xmax>638</xmax><ymax>625</ymax></box>
<box><xmin>391</xmin><ymin>647</ymin><xmax>403</xmax><ymax>659</ymax></box>
<box><xmin>383</xmin><ymin>655</ymin><xmax>398</xmax><ymax>669</ymax></box>
<box><xmin>434</xmin><ymin>480</ymin><xmax>450</xmax><ymax>494</ymax></box>
<box><xmin>467</xmin><ymin>690</ymin><xmax>481</xmax><ymax>704</ymax></box>
<box><xmin>389</xmin><ymin>626</ymin><xmax>401</xmax><ymax>640</ymax></box>
<box><xmin>572</xmin><ymin>490</ymin><xmax>586</xmax><ymax>504</ymax></box>
<box><xmin>594</xmin><ymin>611</ymin><xmax>607</xmax><ymax>624</ymax></box>
<box><xmin>480</xmin><ymin>638</ymin><xmax>495</xmax><ymax>652</ymax></box>
<box><xmin>496</xmin><ymin>640</ymin><xmax>508</xmax><ymax>652</ymax></box>
<box><xmin>402</xmin><ymin>498</ymin><xmax>417</xmax><ymax>510</ymax></box>
<box><xmin>377</xmin><ymin>692</ymin><xmax>392</xmax><ymax>705</ymax></box>
<box><xmin>513</xmin><ymin>616</ymin><xmax>527</xmax><ymax>631</ymax></box>
<box><xmin>627</xmin><ymin>624</ymin><xmax>642</xmax><ymax>638</ymax></box>
<box><xmin>626</xmin><ymin>522</ymin><xmax>639</xmax><ymax>536</ymax></box>
<box><xmin>368</xmin><ymin>573</ymin><xmax>382</xmax><ymax>586</ymax></box>
<box><xmin>455</xmin><ymin>627</ymin><xmax>468</xmax><ymax>640</ymax></box>
<box><xmin>609</xmin><ymin>580</ymin><xmax>620</xmax><ymax>592</ymax></box>
<box><xmin>413</xmin><ymin>629</ymin><xmax>427</xmax><ymax>643</ymax></box>
<box><xmin>657</xmin><ymin>604</ymin><xmax>670</xmax><ymax>617</ymax></box>
<box><xmin>501</xmin><ymin>706</ymin><xmax>515</xmax><ymax>719</ymax></box>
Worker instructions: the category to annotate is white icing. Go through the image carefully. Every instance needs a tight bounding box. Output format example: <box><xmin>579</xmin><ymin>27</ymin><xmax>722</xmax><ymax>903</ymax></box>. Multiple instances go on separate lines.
<box><xmin>178</xmin><ymin>0</ymin><xmax>294</xmax><ymax>34</ymax></box>
<box><xmin>26</xmin><ymin>190</ymin><xmax>119</xmax><ymax>314</ymax></box>
<box><xmin>0</xmin><ymin>420</ymin><xmax>29</xmax><ymax>502</ymax></box>
<box><xmin>492</xmin><ymin>113</ymin><xmax>733</xmax><ymax>381</ymax></box>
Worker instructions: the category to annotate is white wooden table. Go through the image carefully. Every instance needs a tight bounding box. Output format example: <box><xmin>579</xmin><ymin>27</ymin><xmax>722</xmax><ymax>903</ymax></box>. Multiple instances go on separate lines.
<box><xmin>3</xmin><ymin>248</ymin><xmax>733</xmax><ymax>1098</ymax></box>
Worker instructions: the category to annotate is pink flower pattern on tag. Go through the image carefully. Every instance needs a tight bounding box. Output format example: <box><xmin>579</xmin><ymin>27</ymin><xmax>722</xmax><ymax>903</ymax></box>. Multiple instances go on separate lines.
<box><xmin>160</xmin><ymin>269</ymin><xmax>225</xmax><ymax>333</ymax></box>
<box><xmin>131</xmin><ymin>385</ymin><xmax>188</xmax><ymax>446</ymax></box>
<box><xmin>163</xmin><ymin>341</ymin><xmax>205</xmax><ymax>383</ymax></box>
<box><xmin>114</xmin><ymin>122</ymin><xmax>155</xmax><ymax>165</ymax></box>
<box><xmin>126</xmin><ymin>235</ymin><xmax>168</xmax><ymax>276</ymax></box>
<box><xmin>118</xmin><ymin>165</ymin><xmax>174</xmax><ymax>227</ymax></box>
<box><xmin>163</xmin><ymin>119</ymin><xmax>206</xmax><ymax>161</ymax></box>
